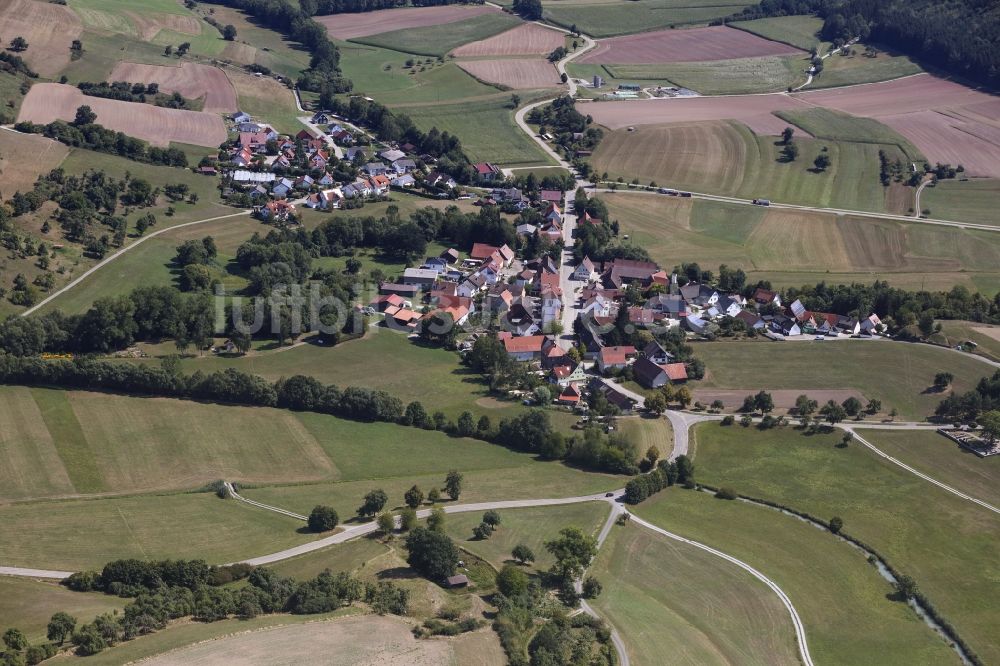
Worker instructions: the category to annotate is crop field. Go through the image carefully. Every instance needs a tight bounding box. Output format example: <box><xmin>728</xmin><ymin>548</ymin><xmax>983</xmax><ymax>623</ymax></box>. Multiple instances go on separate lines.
<box><xmin>693</xmin><ymin>340</ymin><xmax>994</xmax><ymax>420</ymax></box>
<box><xmin>590</xmin><ymin>522</ymin><xmax>799</xmax><ymax>666</ymax></box>
<box><xmin>338</xmin><ymin>44</ymin><xmax>502</xmax><ymax>104</ymax></box>
<box><xmin>18</xmin><ymin>83</ymin><xmax>227</xmax><ymax>147</ymax></box>
<box><xmin>729</xmin><ymin>15</ymin><xmax>824</xmax><ymax>51</ymax></box>
<box><xmin>793</xmin><ymin>74</ymin><xmax>1000</xmax><ymax>178</ymax></box>
<box><xmin>139</xmin><ymin>615</ymin><xmax>500</xmax><ymax>666</ymax></box>
<box><xmin>0</xmin><ymin>130</ymin><xmax>69</xmax><ymax>200</ymax></box>
<box><xmin>689</xmin><ymin>423</ymin><xmax>1000</xmax><ymax>664</ymax></box>
<box><xmin>858</xmin><ymin>428</ymin><xmax>1000</xmax><ymax>508</ymax></box>
<box><xmin>542</xmin><ymin>0</ymin><xmax>754</xmax><ymax>38</ymax></box>
<box><xmin>352</xmin><ymin>12</ymin><xmax>521</xmax><ymax>58</ymax></box>
<box><xmin>396</xmin><ymin>96</ymin><xmax>555</xmax><ymax>166</ymax></box>
<box><xmin>451</xmin><ymin>23</ymin><xmax>565</xmax><ymax>57</ymax></box>
<box><xmin>580</xmin><ymin>25</ymin><xmax>803</xmax><ymax>64</ymax></box>
<box><xmin>921</xmin><ymin>179</ymin><xmax>1000</xmax><ymax>226</ymax></box>
<box><xmin>0</xmin><ymin>577</ymin><xmax>125</xmax><ymax>644</ymax></box>
<box><xmin>108</xmin><ymin>62</ymin><xmax>238</xmax><ymax>114</ymax></box>
<box><xmin>318</xmin><ymin>5</ymin><xmax>500</xmax><ymax>41</ymax></box>
<box><xmin>0</xmin><ymin>0</ymin><xmax>83</xmax><ymax>77</ymax></box>
<box><xmin>604</xmin><ymin>191</ymin><xmax>1000</xmax><ymax>291</ymax></box>
<box><xmin>457</xmin><ymin>59</ymin><xmax>561</xmax><ymax>89</ymax></box>
<box><xmin>444</xmin><ymin>503</ymin><xmax>609</xmax><ymax>572</ymax></box>
<box><xmin>635</xmin><ymin>489</ymin><xmax>959</xmax><ymax>665</ymax></box>
<box><xmin>774</xmin><ymin>107</ymin><xmax>924</xmax><ymax>160</ymax></box>
<box><xmin>585</xmin><ymin>92</ymin><xmax>800</xmax><ymax>133</ymax></box>
<box><xmin>809</xmin><ymin>48</ymin><xmax>922</xmax><ymax>90</ymax></box>
<box><xmin>593</xmin><ymin>121</ymin><xmax>896</xmax><ymax>211</ymax></box>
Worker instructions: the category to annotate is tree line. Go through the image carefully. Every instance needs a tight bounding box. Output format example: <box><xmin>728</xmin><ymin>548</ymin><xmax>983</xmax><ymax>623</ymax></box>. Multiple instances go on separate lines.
<box><xmin>77</xmin><ymin>81</ymin><xmax>195</xmax><ymax>110</ymax></box>
<box><xmin>15</xmin><ymin>114</ymin><xmax>188</xmax><ymax>168</ymax></box>
<box><xmin>307</xmin><ymin>0</ymin><xmax>479</xmax><ymax>15</ymax></box>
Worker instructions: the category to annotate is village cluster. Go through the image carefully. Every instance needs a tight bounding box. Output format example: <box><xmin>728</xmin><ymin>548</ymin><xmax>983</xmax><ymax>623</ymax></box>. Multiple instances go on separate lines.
<box><xmin>218</xmin><ymin>110</ymin><xmax>488</xmax><ymax>222</ymax></box>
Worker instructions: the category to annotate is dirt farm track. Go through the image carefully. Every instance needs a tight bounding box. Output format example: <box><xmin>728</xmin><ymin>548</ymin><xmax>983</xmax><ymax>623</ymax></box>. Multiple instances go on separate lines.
<box><xmin>17</xmin><ymin>84</ymin><xmax>228</xmax><ymax>148</ymax></box>
<box><xmin>109</xmin><ymin>62</ymin><xmax>239</xmax><ymax>114</ymax></box>
<box><xmin>579</xmin><ymin>26</ymin><xmax>804</xmax><ymax>64</ymax></box>
<box><xmin>584</xmin><ymin>74</ymin><xmax>1000</xmax><ymax>177</ymax></box>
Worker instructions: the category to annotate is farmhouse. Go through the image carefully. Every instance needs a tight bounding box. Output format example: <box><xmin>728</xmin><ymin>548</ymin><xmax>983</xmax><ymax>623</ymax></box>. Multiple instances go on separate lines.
<box><xmin>503</xmin><ymin>334</ymin><xmax>552</xmax><ymax>361</ymax></box>
<box><xmin>597</xmin><ymin>345</ymin><xmax>637</xmax><ymax>373</ymax></box>
<box><xmin>475</xmin><ymin>162</ymin><xmax>502</xmax><ymax>181</ymax></box>
<box><xmin>402</xmin><ymin>268</ymin><xmax>439</xmax><ymax>289</ymax></box>
<box><xmin>633</xmin><ymin>358</ymin><xmax>688</xmax><ymax>389</ymax></box>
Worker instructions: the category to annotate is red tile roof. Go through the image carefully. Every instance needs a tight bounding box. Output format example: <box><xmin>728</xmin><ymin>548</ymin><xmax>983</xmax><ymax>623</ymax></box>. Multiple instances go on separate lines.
<box><xmin>664</xmin><ymin>363</ymin><xmax>687</xmax><ymax>381</ymax></box>
<box><xmin>503</xmin><ymin>335</ymin><xmax>547</xmax><ymax>353</ymax></box>
<box><xmin>600</xmin><ymin>345</ymin><xmax>636</xmax><ymax>366</ymax></box>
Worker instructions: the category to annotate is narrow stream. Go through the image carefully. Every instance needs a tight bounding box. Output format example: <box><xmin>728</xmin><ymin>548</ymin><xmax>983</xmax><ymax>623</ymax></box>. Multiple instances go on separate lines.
<box><xmin>696</xmin><ymin>489</ymin><xmax>975</xmax><ymax>665</ymax></box>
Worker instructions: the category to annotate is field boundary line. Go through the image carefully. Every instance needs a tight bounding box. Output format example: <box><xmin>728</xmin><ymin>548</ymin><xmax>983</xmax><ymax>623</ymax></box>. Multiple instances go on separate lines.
<box><xmin>846</xmin><ymin>428</ymin><xmax>1000</xmax><ymax>515</ymax></box>
<box><xmin>20</xmin><ymin>209</ymin><xmax>251</xmax><ymax>317</ymax></box>
<box><xmin>225</xmin><ymin>482</ymin><xmax>307</xmax><ymax>521</ymax></box>
<box><xmin>628</xmin><ymin>512</ymin><xmax>814</xmax><ymax>666</ymax></box>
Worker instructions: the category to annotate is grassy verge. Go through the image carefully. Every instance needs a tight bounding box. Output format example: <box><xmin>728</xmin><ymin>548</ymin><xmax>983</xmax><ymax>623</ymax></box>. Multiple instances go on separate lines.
<box><xmin>920</xmin><ymin>179</ymin><xmax>1000</xmax><ymax>227</ymax></box>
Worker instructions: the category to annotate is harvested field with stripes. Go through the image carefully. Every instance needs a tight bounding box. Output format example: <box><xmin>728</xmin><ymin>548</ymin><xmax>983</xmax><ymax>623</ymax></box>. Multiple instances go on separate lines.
<box><xmin>0</xmin><ymin>0</ymin><xmax>82</xmax><ymax>77</ymax></box>
<box><xmin>579</xmin><ymin>25</ymin><xmax>803</xmax><ymax>64</ymax></box>
<box><xmin>18</xmin><ymin>83</ymin><xmax>227</xmax><ymax>147</ymax></box>
<box><xmin>451</xmin><ymin>23</ymin><xmax>565</xmax><ymax>56</ymax></box>
<box><xmin>109</xmin><ymin>61</ymin><xmax>238</xmax><ymax>113</ymax></box>
<box><xmin>317</xmin><ymin>4</ymin><xmax>498</xmax><ymax>40</ymax></box>
<box><xmin>457</xmin><ymin>59</ymin><xmax>560</xmax><ymax>89</ymax></box>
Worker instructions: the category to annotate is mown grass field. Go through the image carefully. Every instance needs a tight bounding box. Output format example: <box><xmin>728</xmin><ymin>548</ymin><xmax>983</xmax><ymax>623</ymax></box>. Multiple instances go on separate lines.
<box><xmin>0</xmin><ymin>385</ymin><xmax>569</xmax><ymax>501</ymax></box>
<box><xmin>618</xmin><ymin>415</ymin><xmax>673</xmax><ymax>458</ymax></box>
<box><xmin>857</xmin><ymin>428</ymin><xmax>1000</xmax><ymax>508</ymax></box>
<box><xmin>351</xmin><ymin>13</ymin><xmax>521</xmax><ymax>58</ymax></box>
<box><xmin>931</xmin><ymin>320</ymin><xmax>1000</xmax><ymax>362</ymax></box>
<box><xmin>266</xmin><ymin>537</ymin><xmax>391</xmax><ymax>581</ymax></box>
<box><xmin>592</xmin><ymin>120</ymin><xmax>900</xmax><ymax>212</ymax></box>
<box><xmin>603</xmin><ymin>192</ymin><xmax>1000</xmax><ymax>293</ymax></box>
<box><xmin>730</xmin><ymin>15</ymin><xmax>825</xmax><ymax>51</ymax></box>
<box><xmin>542</xmin><ymin>0</ymin><xmax>754</xmax><ymax>38</ymax></box>
<box><xmin>634</xmin><ymin>488</ymin><xmax>959</xmax><ymax>665</ymax></box>
<box><xmin>921</xmin><ymin>179</ymin><xmax>1000</xmax><ymax>226</ymax></box>
<box><xmin>337</xmin><ymin>42</ymin><xmax>502</xmax><ymax>104</ymax></box>
<box><xmin>775</xmin><ymin>107</ymin><xmax>924</xmax><ymax>161</ymax></box>
<box><xmin>444</xmin><ymin>503</ymin><xmax>609</xmax><ymax>572</ymax></box>
<box><xmin>811</xmin><ymin>46</ymin><xmax>923</xmax><ymax>89</ymax></box>
<box><xmin>589</xmin><ymin>522</ymin><xmax>800</xmax><ymax>666</ymax></box>
<box><xmin>395</xmin><ymin>95</ymin><xmax>556</xmax><ymax>166</ymax></box>
<box><xmin>0</xmin><ymin>577</ymin><xmax>126</xmax><ymax>644</ymax></box>
<box><xmin>689</xmin><ymin>422</ymin><xmax>1000</xmax><ymax>664</ymax></box>
<box><xmin>693</xmin><ymin>340</ymin><xmax>994</xmax><ymax>420</ymax></box>
<box><xmin>0</xmin><ymin>490</ymin><xmax>309</xmax><ymax>570</ymax></box>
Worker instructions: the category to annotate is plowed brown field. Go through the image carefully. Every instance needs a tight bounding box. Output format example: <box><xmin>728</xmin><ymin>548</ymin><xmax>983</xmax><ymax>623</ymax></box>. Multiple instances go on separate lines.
<box><xmin>109</xmin><ymin>62</ymin><xmax>238</xmax><ymax>114</ymax></box>
<box><xmin>457</xmin><ymin>59</ymin><xmax>560</xmax><ymax>89</ymax></box>
<box><xmin>584</xmin><ymin>94</ymin><xmax>801</xmax><ymax>133</ymax></box>
<box><xmin>451</xmin><ymin>23</ymin><xmax>564</xmax><ymax>56</ymax></box>
<box><xmin>0</xmin><ymin>0</ymin><xmax>82</xmax><ymax>77</ymax></box>
<box><xmin>18</xmin><ymin>83</ymin><xmax>227</xmax><ymax>148</ymax></box>
<box><xmin>0</xmin><ymin>130</ymin><xmax>68</xmax><ymax>199</ymax></box>
<box><xmin>579</xmin><ymin>25</ymin><xmax>803</xmax><ymax>64</ymax></box>
<box><xmin>318</xmin><ymin>5</ymin><xmax>497</xmax><ymax>40</ymax></box>
<box><xmin>123</xmin><ymin>10</ymin><xmax>201</xmax><ymax>40</ymax></box>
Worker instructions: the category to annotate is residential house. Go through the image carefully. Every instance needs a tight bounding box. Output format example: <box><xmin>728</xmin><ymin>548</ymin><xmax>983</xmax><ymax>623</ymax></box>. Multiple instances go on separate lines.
<box><xmin>310</xmin><ymin>111</ymin><xmax>332</xmax><ymax>124</ymax></box>
<box><xmin>309</xmin><ymin>150</ymin><xmax>330</xmax><ymax>170</ymax></box>
<box><xmin>391</xmin><ymin>174</ymin><xmax>416</xmax><ymax>188</ymax></box>
<box><xmin>341</xmin><ymin>180</ymin><xmax>371</xmax><ymax>199</ymax></box>
<box><xmin>706</xmin><ymin>294</ymin><xmax>742</xmax><ymax>319</ymax></box>
<box><xmin>475</xmin><ymin>162</ymin><xmax>502</xmax><ymax>181</ymax></box>
<box><xmin>491</xmin><ymin>187</ymin><xmax>525</xmax><ymax>206</ymax></box>
<box><xmin>540</xmin><ymin>190</ymin><xmax>562</xmax><ymax>205</ymax></box>
<box><xmin>293</xmin><ymin>175</ymin><xmax>315</xmax><ymax>191</ymax></box>
<box><xmin>836</xmin><ymin>316</ymin><xmax>861</xmax><ymax>336</ymax></box>
<box><xmin>572</xmin><ymin>256</ymin><xmax>596</xmax><ymax>282</ymax></box>
<box><xmin>317</xmin><ymin>173</ymin><xmax>335</xmax><ymax>187</ymax></box>
<box><xmin>503</xmin><ymin>334</ymin><xmax>550</xmax><ymax>362</ymax></box>
<box><xmin>362</xmin><ymin>162</ymin><xmax>390</xmax><ymax>177</ymax></box>
<box><xmin>239</xmin><ymin>131</ymin><xmax>270</xmax><ymax>152</ymax></box>
<box><xmin>556</xmin><ymin>383</ymin><xmax>582</xmax><ymax>406</ymax></box>
<box><xmin>259</xmin><ymin>199</ymin><xmax>295</xmax><ymax>222</ymax></box>
<box><xmin>648</xmin><ymin>293</ymin><xmax>687</xmax><ymax>320</ymax></box>
<box><xmin>544</xmin><ymin>203</ymin><xmax>562</xmax><ymax>225</ymax></box>
<box><xmin>470</xmin><ymin>243</ymin><xmax>514</xmax><ymax>267</ymax></box>
<box><xmin>591</xmin><ymin>378</ymin><xmax>636</xmax><ymax>413</ymax></box>
<box><xmin>504</xmin><ymin>296</ymin><xmax>538</xmax><ymax>336</ymax></box>
<box><xmin>643</xmin><ymin>340</ymin><xmax>673</xmax><ymax>365</ymax></box>
<box><xmin>440</xmin><ymin>248</ymin><xmax>460</xmax><ymax>264</ymax></box>
<box><xmin>425</xmin><ymin>171</ymin><xmax>456</xmax><ymax>189</ymax></box>
<box><xmin>231</xmin><ymin>170</ymin><xmax>275</xmax><ymax>185</ymax></box>
<box><xmin>685</xmin><ymin>314</ymin><xmax>709</xmax><ymax>335</ymax></box>
<box><xmin>789</xmin><ymin>298</ymin><xmax>809</xmax><ymax>322</ymax></box>
<box><xmin>736</xmin><ymin>310</ymin><xmax>765</xmax><ymax>330</ymax></box>
<box><xmin>330</xmin><ymin>128</ymin><xmax>354</xmax><ymax>145</ymax></box>
<box><xmin>458</xmin><ymin>272</ymin><xmax>487</xmax><ymax>297</ymax></box>
<box><xmin>539</xmin><ymin>284</ymin><xmax>562</xmax><ymax>326</ymax></box>
<box><xmin>597</xmin><ymin>345</ymin><xmax>637</xmax><ymax>373</ymax></box>
<box><xmin>370</xmin><ymin>293</ymin><xmax>407</xmax><ymax>313</ymax></box>
<box><xmin>402</xmin><ymin>268</ymin><xmax>438</xmax><ymax>289</ymax></box>
<box><xmin>231</xmin><ymin>148</ymin><xmax>256</xmax><ymax>168</ymax></box>
<box><xmin>345</xmin><ymin>146</ymin><xmax>367</xmax><ymax>162</ymax></box>
<box><xmin>271</xmin><ymin>154</ymin><xmax>291</xmax><ymax>171</ymax></box>
<box><xmin>860</xmin><ymin>313</ymin><xmax>881</xmax><ymax>335</ymax></box>
<box><xmin>379</xmin><ymin>149</ymin><xmax>406</xmax><ymax>163</ymax></box>
<box><xmin>769</xmin><ymin>315</ymin><xmax>801</xmax><ymax>337</ymax></box>
<box><xmin>516</xmin><ymin>223</ymin><xmax>538</xmax><ymax>236</ymax></box>
<box><xmin>392</xmin><ymin>158</ymin><xmax>417</xmax><ymax>174</ymax></box>
<box><xmin>379</xmin><ymin>283</ymin><xmax>420</xmax><ymax>299</ymax></box>
<box><xmin>633</xmin><ymin>358</ymin><xmax>688</xmax><ymax>389</ymax></box>
<box><xmin>232</xmin><ymin>111</ymin><xmax>251</xmax><ymax>124</ymax></box>
<box><xmin>604</xmin><ymin>259</ymin><xmax>659</xmax><ymax>289</ymax></box>
<box><xmin>552</xmin><ymin>363</ymin><xmax>586</xmax><ymax>387</ymax></box>
<box><xmin>753</xmin><ymin>287</ymin><xmax>782</xmax><ymax>308</ymax></box>
<box><xmin>272</xmin><ymin>177</ymin><xmax>295</xmax><ymax>197</ymax></box>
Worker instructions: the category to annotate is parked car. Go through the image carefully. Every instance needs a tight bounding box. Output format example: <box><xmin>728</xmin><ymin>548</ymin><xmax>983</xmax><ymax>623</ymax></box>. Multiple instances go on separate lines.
<box><xmin>814</xmin><ymin>335</ymin><xmax>825</xmax><ymax>341</ymax></box>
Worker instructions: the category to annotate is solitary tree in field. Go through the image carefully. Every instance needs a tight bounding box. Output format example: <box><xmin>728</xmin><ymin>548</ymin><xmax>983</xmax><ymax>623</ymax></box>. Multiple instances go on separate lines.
<box><xmin>829</xmin><ymin>516</ymin><xmax>844</xmax><ymax>534</ymax></box>
<box><xmin>444</xmin><ymin>470</ymin><xmax>463</xmax><ymax>501</ymax></box>
<box><xmin>781</xmin><ymin>141</ymin><xmax>799</xmax><ymax>162</ymax></box>
<box><xmin>164</xmin><ymin>44</ymin><xmax>174</xmax><ymax>56</ymax></box>
<box><xmin>178</xmin><ymin>42</ymin><xmax>191</xmax><ymax>56</ymax></box>
<box><xmin>933</xmin><ymin>372</ymin><xmax>954</xmax><ymax>390</ymax></box>
<box><xmin>483</xmin><ymin>510</ymin><xmax>502</xmax><ymax>528</ymax></box>
<box><xmin>8</xmin><ymin>36</ymin><xmax>28</xmax><ymax>52</ymax></box>
<box><xmin>47</xmin><ymin>612</ymin><xmax>76</xmax><ymax>644</ymax></box>
<box><xmin>358</xmin><ymin>488</ymin><xmax>388</xmax><ymax>517</ymax></box>
<box><xmin>307</xmin><ymin>505</ymin><xmax>339</xmax><ymax>532</ymax></box>
<box><xmin>510</xmin><ymin>93</ymin><xmax>521</xmax><ymax>108</ymax></box>
<box><xmin>781</xmin><ymin>126</ymin><xmax>794</xmax><ymax>145</ymax></box>
<box><xmin>223</xmin><ymin>24</ymin><xmax>237</xmax><ymax>41</ymax></box>
<box><xmin>814</xmin><ymin>153</ymin><xmax>831</xmax><ymax>171</ymax></box>
<box><xmin>512</xmin><ymin>543</ymin><xmax>535</xmax><ymax>565</ymax></box>
<box><xmin>404</xmin><ymin>485</ymin><xmax>424</xmax><ymax>509</ymax></box>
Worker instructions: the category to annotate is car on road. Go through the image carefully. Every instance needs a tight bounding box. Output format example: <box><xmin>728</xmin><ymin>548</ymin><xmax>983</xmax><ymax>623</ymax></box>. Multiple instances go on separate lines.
<box><xmin>658</xmin><ymin>188</ymin><xmax>678</xmax><ymax>195</ymax></box>
<box><xmin>605</xmin><ymin>492</ymin><xmax>615</xmax><ymax>497</ymax></box>
<box><xmin>752</xmin><ymin>198</ymin><xmax>771</xmax><ymax>206</ymax></box>
<box><xmin>679</xmin><ymin>191</ymin><xmax>692</xmax><ymax>197</ymax></box>
<box><xmin>814</xmin><ymin>335</ymin><xmax>825</xmax><ymax>341</ymax></box>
